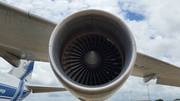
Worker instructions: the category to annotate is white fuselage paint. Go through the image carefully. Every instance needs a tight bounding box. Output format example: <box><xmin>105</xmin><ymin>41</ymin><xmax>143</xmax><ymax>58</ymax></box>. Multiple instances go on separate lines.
<box><xmin>0</xmin><ymin>71</ymin><xmax>30</xmax><ymax>101</ymax></box>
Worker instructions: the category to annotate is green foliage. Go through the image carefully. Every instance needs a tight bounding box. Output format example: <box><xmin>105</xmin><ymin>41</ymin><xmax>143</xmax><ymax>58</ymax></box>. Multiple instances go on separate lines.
<box><xmin>155</xmin><ymin>99</ymin><xmax>163</xmax><ymax>101</ymax></box>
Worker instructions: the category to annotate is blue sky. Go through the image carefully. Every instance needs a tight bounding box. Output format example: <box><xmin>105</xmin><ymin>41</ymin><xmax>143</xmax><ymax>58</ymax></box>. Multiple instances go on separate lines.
<box><xmin>1</xmin><ymin>0</ymin><xmax>180</xmax><ymax>101</ymax></box>
<box><xmin>125</xmin><ymin>10</ymin><xmax>145</xmax><ymax>21</ymax></box>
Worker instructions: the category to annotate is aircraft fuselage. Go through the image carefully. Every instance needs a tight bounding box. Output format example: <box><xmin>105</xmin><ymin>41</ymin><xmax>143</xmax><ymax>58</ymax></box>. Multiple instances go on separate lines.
<box><xmin>0</xmin><ymin>71</ymin><xmax>30</xmax><ymax>101</ymax></box>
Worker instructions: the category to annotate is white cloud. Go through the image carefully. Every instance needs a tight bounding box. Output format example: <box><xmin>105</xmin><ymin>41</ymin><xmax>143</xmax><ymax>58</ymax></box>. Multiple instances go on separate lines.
<box><xmin>0</xmin><ymin>57</ymin><xmax>12</xmax><ymax>72</ymax></box>
<box><xmin>30</xmin><ymin>62</ymin><xmax>61</xmax><ymax>86</ymax></box>
<box><xmin>1</xmin><ymin>0</ymin><xmax>180</xmax><ymax>101</ymax></box>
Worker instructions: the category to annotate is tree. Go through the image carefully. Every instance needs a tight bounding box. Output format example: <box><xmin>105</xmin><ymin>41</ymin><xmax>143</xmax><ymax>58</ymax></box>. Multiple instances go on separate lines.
<box><xmin>174</xmin><ymin>98</ymin><xmax>180</xmax><ymax>101</ymax></box>
<box><xmin>155</xmin><ymin>99</ymin><xmax>163</xmax><ymax>101</ymax></box>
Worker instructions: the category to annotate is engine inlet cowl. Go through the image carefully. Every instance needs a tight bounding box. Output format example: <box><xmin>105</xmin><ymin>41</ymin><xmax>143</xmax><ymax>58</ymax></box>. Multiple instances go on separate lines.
<box><xmin>49</xmin><ymin>9</ymin><xmax>136</xmax><ymax>101</ymax></box>
<box><xmin>62</xmin><ymin>34</ymin><xmax>123</xmax><ymax>86</ymax></box>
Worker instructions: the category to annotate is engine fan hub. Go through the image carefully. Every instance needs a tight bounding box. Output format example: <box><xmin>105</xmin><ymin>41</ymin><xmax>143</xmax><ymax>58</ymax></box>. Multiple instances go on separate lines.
<box><xmin>84</xmin><ymin>51</ymin><xmax>101</xmax><ymax>68</ymax></box>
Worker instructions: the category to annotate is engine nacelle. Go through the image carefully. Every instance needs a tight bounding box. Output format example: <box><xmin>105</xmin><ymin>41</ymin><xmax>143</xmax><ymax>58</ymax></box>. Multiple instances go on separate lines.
<box><xmin>49</xmin><ymin>10</ymin><xmax>136</xmax><ymax>101</ymax></box>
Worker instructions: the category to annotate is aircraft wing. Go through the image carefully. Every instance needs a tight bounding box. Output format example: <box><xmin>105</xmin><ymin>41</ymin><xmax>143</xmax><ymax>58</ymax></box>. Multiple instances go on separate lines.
<box><xmin>0</xmin><ymin>1</ymin><xmax>57</xmax><ymax>67</ymax></box>
<box><xmin>26</xmin><ymin>85</ymin><xmax>67</xmax><ymax>93</ymax></box>
<box><xmin>1</xmin><ymin>1</ymin><xmax>180</xmax><ymax>88</ymax></box>
<box><xmin>131</xmin><ymin>52</ymin><xmax>180</xmax><ymax>87</ymax></box>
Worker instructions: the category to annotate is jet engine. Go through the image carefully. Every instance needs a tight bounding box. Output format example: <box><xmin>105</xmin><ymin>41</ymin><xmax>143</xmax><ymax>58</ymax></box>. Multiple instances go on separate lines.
<box><xmin>49</xmin><ymin>10</ymin><xmax>136</xmax><ymax>101</ymax></box>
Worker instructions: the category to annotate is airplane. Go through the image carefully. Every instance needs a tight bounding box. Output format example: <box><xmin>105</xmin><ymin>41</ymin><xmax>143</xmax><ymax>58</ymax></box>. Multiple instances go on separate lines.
<box><xmin>0</xmin><ymin>1</ymin><xmax>180</xmax><ymax>101</ymax></box>
<box><xmin>0</xmin><ymin>59</ymin><xmax>66</xmax><ymax>101</ymax></box>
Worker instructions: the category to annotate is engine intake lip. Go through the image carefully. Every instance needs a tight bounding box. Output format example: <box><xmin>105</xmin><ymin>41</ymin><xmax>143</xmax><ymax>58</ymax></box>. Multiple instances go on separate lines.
<box><xmin>49</xmin><ymin>9</ymin><xmax>136</xmax><ymax>99</ymax></box>
<box><xmin>62</xmin><ymin>34</ymin><xmax>124</xmax><ymax>86</ymax></box>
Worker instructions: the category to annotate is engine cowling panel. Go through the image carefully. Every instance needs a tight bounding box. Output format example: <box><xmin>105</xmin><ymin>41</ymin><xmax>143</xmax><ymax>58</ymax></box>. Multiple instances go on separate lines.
<box><xmin>49</xmin><ymin>10</ymin><xmax>136</xmax><ymax>100</ymax></box>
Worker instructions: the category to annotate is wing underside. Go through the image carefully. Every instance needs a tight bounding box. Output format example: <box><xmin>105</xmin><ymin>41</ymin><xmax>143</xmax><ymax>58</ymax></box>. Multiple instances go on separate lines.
<box><xmin>0</xmin><ymin>1</ymin><xmax>57</xmax><ymax>66</ymax></box>
<box><xmin>132</xmin><ymin>52</ymin><xmax>180</xmax><ymax>87</ymax></box>
<box><xmin>27</xmin><ymin>85</ymin><xmax>66</xmax><ymax>93</ymax></box>
<box><xmin>1</xmin><ymin>1</ymin><xmax>180</xmax><ymax>88</ymax></box>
